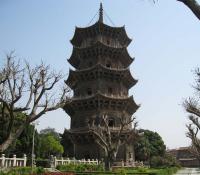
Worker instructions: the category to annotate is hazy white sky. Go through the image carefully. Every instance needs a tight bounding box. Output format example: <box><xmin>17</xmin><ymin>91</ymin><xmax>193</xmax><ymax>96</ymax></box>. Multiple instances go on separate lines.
<box><xmin>0</xmin><ymin>0</ymin><xmax>200</xmax><ymax>149</ymax></box>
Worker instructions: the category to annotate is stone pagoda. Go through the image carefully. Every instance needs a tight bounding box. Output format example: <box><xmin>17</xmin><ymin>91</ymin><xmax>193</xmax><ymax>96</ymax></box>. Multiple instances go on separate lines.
<box><xmin>63</xmin><ymin>4</ymin><xmax>139</xmax><ymax>162</ymax></box>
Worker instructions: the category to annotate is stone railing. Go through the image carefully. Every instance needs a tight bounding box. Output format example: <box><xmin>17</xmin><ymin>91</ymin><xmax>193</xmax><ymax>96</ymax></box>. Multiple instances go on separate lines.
<box><xmin>0</xmin><ymin>154</ymin><xmax>27</xmax><ymax>168</ymax></box>
<box><xmin>113</xmin><ymin>160</ymin><xmax>144</xmax><ymax>167</ymax></box>
<box><xmin>53</xmin><ymin>157</ymin><xmax>98</xmax><ymax>167</ymax></box>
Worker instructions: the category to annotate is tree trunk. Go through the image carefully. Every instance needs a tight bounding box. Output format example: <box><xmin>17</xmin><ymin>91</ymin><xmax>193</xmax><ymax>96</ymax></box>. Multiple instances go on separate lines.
<box><xmin>104</xmin><ymin>157</ymin><xmax>111</xmax><ymax>171</ymax></box>
<box><xmin>0</xmin><ymin>124</ymin><xmax>25</xmax><ymax>153</ymax></box>
<box><xmin>177</xmin><ymin>0</ymin><xmax>200</xmax><ymax>20</ymax></box>
<box><xmin>104</xmin><ymin>151</ymin><xmax>117</xmax><ymax>171</ymax></box>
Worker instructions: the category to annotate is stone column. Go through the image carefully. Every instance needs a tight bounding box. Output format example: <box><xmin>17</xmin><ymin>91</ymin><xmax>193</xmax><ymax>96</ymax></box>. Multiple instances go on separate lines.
<box><xmin>1</xmin><ymin>154</ymin><xmax>5</xmax><ymax>167</ymax></box>
<box><xmin>13</xmin><ymin>155</ymin><xmax>16</xmax><ymax>167</ymax></box>
<box><xmin>23</xmin><ymin>154</ymin><xmax>27</xmax><ymax>167</ymax></box>
<box><xmin>54</xmin><ymin>156</ymin><xmax>57</xmax><ymax>168</ymax></box>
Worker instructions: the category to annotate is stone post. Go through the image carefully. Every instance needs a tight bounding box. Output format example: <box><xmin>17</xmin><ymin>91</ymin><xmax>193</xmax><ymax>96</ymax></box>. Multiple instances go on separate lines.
<box><xmin>121</xmin><ymin>160</ymin><xmax>124</xmax><ymax>167</ymax></box>
<box><xmin>13</xmin><ymin>155</ymin><xmax>16</xmax><ymax>167</ymax></box>
<box><xmin>67</xmin><ymin>157</ymin><xmax>70</xmax><ymax>164</ymax></box>
<box><xmin>54</xmin><ymin>156</ymin><xmax>57</xmax><ymax>168</ymax></box>
<box><xmin>1</xmin><ymin>154</ymin><xmax>5</xmax><ymax>167</ymax></box>
<box><xmin>24</xmin><ymin>154</ymin><xmax>27</xmax><ymax>167</ymax></box>
<box><xmin>50</xmin><ymin>155</ymin><xmax>54</xmax><ymax>168</ymax></box>
<box><xmin>61</xmin><ymin>157</ymin><xmax>64</xmax><ymax>165</ymax></box>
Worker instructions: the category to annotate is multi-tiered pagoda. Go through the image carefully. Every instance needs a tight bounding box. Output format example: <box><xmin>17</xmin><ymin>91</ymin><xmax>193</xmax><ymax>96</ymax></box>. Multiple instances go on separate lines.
<box><xmin>63</xmin><ymin>4</ymin><xmax>139</xmax><ymax>162</ymax></box>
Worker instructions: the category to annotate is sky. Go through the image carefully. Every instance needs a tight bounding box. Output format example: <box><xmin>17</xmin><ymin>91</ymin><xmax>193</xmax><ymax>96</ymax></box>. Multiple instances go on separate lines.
<box><xmin>0</xmin><ymin>0</ymin><xmax>200</xmax><ymax>149</ymax></box>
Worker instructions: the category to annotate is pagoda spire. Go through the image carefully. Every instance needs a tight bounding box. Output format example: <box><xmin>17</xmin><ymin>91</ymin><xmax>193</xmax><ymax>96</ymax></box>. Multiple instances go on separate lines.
<box><xmin>99</xmin><ymin>2</ymin><xmax>103</xmax><ymax>23</ymax></box>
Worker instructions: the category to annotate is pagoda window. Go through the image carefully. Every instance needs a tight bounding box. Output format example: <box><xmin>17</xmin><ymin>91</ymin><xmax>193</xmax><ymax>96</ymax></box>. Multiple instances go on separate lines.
<box><xmin>76</xmin><ymin>91</ymin><xmax>80</xmax><ymax>97</ymax></box>
<box><xmin>106</xmin><ymin>62</ymin><xmax>111</xmax><ymax>68</ymax></box>
<box><xmin>87</xmin><ymin>88</ymin><xmax>92</xmax><ymax>96</ymax></box>
<box><xmin>88</xmin><ymin>61</ymin><xmax>93</xmax><ymax>67</ymax></box>
<box><xmin>90</xmin><ymin>40</ymin><xmax>94</xmax><ymax>46</ymax></box>
<box><xmin>107</xmin><ymin>39</ymin><xmax>110</xmax><ymax>45</ymax></box>
<box><xmin>108</xmin><ymin>118</ymin><xmax>115</xmax><ymax>127</ymax></box>
<box><xmin>76</xmin><ymin>59</ymin><xmax>80</xmax><ymax>68</ymax></box>
<box><xmin>108</xmin><ymin>87</ymin><xmax>113</xmax><ymax>94</ymax></box>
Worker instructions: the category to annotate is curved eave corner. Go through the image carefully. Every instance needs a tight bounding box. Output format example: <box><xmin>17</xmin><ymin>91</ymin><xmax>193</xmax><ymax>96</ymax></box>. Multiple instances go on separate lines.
<box><xmin>63</xmin><ymin>102</ymin><xmax>74</xmax><ymax>116</ymax></box>
<box><xmin>128</xmin><ymin>79</ymin><xmax>138</xmax><ymax>89</ymax></box>
<box><xmin>128</xmin><ymin>95</ymin><xmax>140</xmax><ymax>114</ymax></box>
<box><xmin>68</xmin><ymin>45</ymin><xmax>83</xmax><ymax>69</ymax></box>
<box><xmin>70</xmin><ymin>26</ymin><xmax>83</xmax><ymax>47</ymax></box>
<box><xmin>65</xmin><ymin>69</ymin><xmax>75</xmax><ymax>89</ymax></box>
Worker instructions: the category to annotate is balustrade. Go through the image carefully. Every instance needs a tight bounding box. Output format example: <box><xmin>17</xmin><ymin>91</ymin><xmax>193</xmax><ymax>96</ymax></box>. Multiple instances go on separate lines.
<box><xmin>0</xmin><ymin>154</ymin><xmax>27</xmax><ymax>168</ymax></box>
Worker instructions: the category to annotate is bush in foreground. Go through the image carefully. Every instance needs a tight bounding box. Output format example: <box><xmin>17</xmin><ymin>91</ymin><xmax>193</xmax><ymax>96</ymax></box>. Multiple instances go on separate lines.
<box><xmin>57</xmin><ymin>163</ymin><xmax>104</xmax><ymax>172</ymax></box>
<box><xmin>114</xmin><ymin>167</ymin><xmax>179</xmax><ymax>175</ymax></box>
<box><xmin>0</xmin><ymin>167</ymin><xmax>44</xmax><ymax>175</ymax></box>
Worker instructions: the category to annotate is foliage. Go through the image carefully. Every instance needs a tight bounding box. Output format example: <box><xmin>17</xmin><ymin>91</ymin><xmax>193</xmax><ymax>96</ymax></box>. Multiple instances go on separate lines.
<box><xmin>0</xmin><ymin>108</ymin><xmax>40</xmax><ymax>159</ymax></box>
<box><xmin>0</xmin><ymin>166</ymin><xmax>179</xmax><ymax>175</ymax></box>
<box><xmin>39</xmin><ymin>128</ymin><xmax>64</xmax><ymax>158</ymax></box>
<box><xmin>57</xmin><ymin>164</ymin><xmax>104</xmax><ymax>172</ymax></box>
<box><xmin>134</xmin><ymin>129</ymin><xmax>166</xmax><ymax>162</ymax></box>
<box><xmin>0</xmin><ymin>167</ymin><xmax>45</xmax><ymax>175</ymax></box>
<box><xmin>40</xmin><ymin>128</ymin><xmax>60</xmax><ymax>141</ymax></box>
<box><xmin>150</xmin><ymin>153</ymin><xmax>179</xmax><ymax>168</ymax></box>
<box><xmin>113</xmin><ymin>167</ymin><xmax>179</xmax><ymax>175</ymax></box>
<box><xmin>36</xmin><ymin>158</ymin><xmax>51</xmax><ymax>168</ymax></box>
<box><xmin>5</xmin><ymin>124</ymin><xmax>40</xmax><ymax>158</ymax></box>
<box><xmin>0</xmin><ymin>107</ymin><xmax>26</xmax><ymax>145</ymax></box>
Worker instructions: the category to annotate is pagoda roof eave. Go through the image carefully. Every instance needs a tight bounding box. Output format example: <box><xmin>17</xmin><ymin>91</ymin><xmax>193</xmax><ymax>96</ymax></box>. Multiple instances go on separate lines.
<box><xmin>70</xmin><ymin>22</ymin><xmax>132</xmax><ymax>47</ymax></box>
<box><xmin>68</xmin><ymin>41</ymin><xmax>134</xmax><ymax>68</ymax></box>
<box><xmin>63</xmin><ymin>93</ymin><xmax>139</xmax><ymax>116</ymax></box>
<box><xmin>65</xmin><ymin>64</ymin><xmax>137</xmax><ymax>89</ymax></box>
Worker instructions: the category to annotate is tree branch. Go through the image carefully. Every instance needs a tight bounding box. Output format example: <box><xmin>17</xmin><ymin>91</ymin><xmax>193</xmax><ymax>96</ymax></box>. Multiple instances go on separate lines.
<box><xmin>177</xmin><ymin>0</ymin><xmax>200</xmax><ymax>20</ymax></box>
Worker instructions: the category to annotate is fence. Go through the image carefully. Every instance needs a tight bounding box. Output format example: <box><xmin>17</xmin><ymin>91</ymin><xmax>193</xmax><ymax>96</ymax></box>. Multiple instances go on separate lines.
<box><xmin>113</xmin><ymin>160</ymin><xmax>144</xmax><ymax>167</ymax></box>
<box><xmin>0</xmin><ymin>154</ymin><xmax>27</xmax><ymax>168</ymax></box>
<box><xmin>53</xmin><ymin>156</ymin><xmax>98</xmax><ymax>167</ymax></box>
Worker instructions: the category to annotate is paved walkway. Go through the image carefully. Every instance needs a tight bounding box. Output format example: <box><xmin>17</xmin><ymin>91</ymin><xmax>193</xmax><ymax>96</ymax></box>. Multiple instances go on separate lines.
<box><xmin>175</xmin><ymin>168</ymin><xmax>200</xmax><ymax>175</ymax></box>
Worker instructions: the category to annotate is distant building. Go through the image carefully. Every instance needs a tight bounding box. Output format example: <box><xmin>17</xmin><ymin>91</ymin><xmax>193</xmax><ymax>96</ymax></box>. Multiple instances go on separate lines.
<box><xmin>168</xmin><ymin>147</ymin><xmax>200</xmax><ymax>167</ymax></box>
<box><xmin>63</xmin><ymin>4</ymin><xmax>139</xmax><ymax>163</ymax></box>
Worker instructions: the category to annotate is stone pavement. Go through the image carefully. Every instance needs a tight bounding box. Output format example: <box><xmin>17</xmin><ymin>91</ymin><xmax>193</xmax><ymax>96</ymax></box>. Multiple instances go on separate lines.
<box><xmin>175</xmin><ymin>168</ymin><xmax>200</xmax><ymax>175</ymax></box>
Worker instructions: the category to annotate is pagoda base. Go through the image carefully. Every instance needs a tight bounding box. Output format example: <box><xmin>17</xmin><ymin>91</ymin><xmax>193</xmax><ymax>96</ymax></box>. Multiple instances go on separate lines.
<box><xmin>63</xmin><ymin>129</ymin><xmax>135</xmax><ymax>162</ymax></box>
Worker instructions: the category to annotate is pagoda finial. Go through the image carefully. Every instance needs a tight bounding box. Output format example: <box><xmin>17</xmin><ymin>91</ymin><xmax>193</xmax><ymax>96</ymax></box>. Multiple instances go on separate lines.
<box><xmin>99</xmin><ymin>2</ymin><xmax>103</xmax><ymax>23</ymax></box>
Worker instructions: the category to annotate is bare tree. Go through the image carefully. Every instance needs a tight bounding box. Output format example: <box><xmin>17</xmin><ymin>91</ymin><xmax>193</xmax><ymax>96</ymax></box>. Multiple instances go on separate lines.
<box><xmin>177</xmin><ymin>0</ymin><xmax>200</xmax><ymax>20</ymax></box>
<box><xmin>0</xmin><ymin>53</ymin><xmax>70</xmax><ymax>152</ymax></box>
<box><xmin>88</xmin><ymin>113</ymin><xmax>138</xmax><ymax>171</ymax></box>
<box><xmin>183</xmin><ymin>68</ymin><xmax>200</xmax><ymax>160</ymax></box>
<box><xmin>152</xmin><ymin>0</ymin><xmax>200</xmax><ymax>21</ymax></box>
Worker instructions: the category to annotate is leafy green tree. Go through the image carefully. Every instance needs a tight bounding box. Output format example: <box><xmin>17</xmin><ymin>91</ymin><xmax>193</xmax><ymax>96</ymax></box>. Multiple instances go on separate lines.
<box><xmin>7</xmin><ymin>124</ymin><xmax>39</xmax><ymax>157</ymax></box>
<box><xmin>38</xmin><ymin>127</ymin><xmax>64</xmax><ymax>158</ymax></box>
<box><xmin>0</xmin><ymin>105</ymin><xmax>40</xmax><ymax>157</ymax></box>
<box><xmin>134</xmin><ymin>129</ymin><xmax>166</xmax><ymax>162</ymax></box>
<box><xmin>40</xmin><ymin>134</ymin><xmax>64</xmax><ymax>158</ymax></box>
<box><xmin>150</xmin><ymin>153</ymin><xmax>179</xmax><ymax>168</ymax></box>
<box><xmin>40</xmin><ymin>127</ymin><xmax>60</xmax><ymax>141</ymax></box>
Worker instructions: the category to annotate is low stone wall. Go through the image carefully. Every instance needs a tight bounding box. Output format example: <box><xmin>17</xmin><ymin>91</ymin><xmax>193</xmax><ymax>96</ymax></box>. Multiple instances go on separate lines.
<box><xmin>53</xmin><ymin>157</ymin><xmax>98</xmax><ymax>167</ymax></box>
<box><xmin>0</xmin><ymin>154</ymin><xmax>27</xmax><ymax>168</ymax></box>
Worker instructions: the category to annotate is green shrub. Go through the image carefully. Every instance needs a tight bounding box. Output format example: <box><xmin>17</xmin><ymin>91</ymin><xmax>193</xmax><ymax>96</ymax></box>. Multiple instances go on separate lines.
<box><xmin>0</xmin><ymin>167</ymin><xmax>45</xmax><ymax>175</ymax></box>
<box><xmin>36</xmin><ymin>158</ymin><xmax>50</xmax><ymax>168</ymax></box>
<box><xmin>150</xmin><ymin>154</ymin><xmax>180</xmax><ymax>168</ymax></box>
<box><xmin>57</xmin><ymin>163</ymin><xmax>104</xmax><ymax>172</ymax></box>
